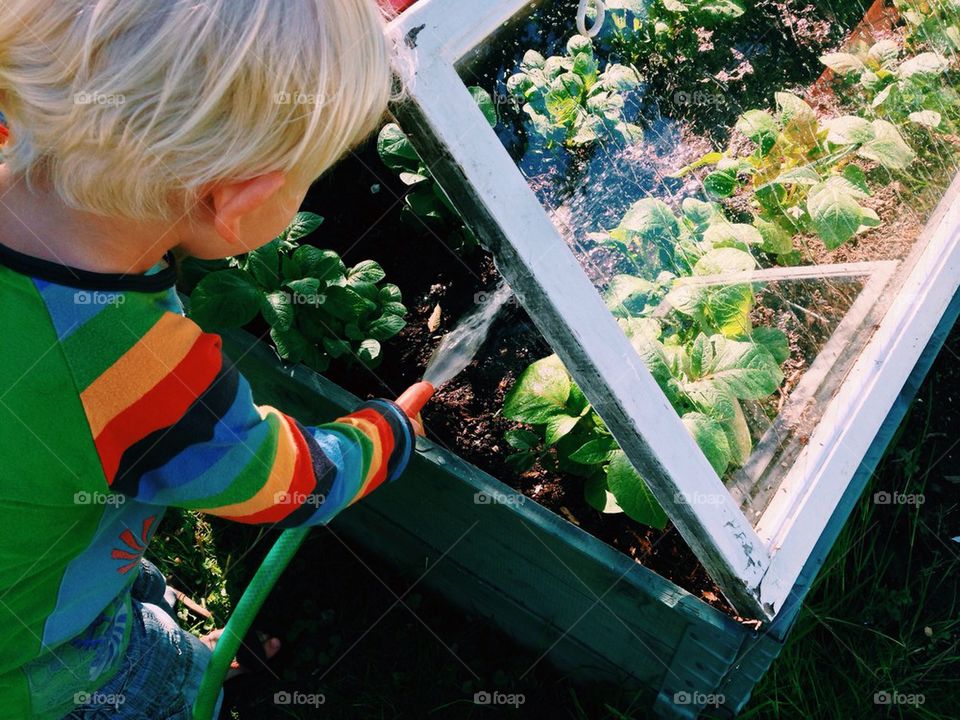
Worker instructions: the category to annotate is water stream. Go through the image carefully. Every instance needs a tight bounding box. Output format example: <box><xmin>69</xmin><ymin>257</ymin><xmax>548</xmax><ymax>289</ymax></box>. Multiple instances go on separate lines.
<box><xmin>422</xmin><ymin>280</ymin><xmax>514</xmax><ymax>388</ymax></box>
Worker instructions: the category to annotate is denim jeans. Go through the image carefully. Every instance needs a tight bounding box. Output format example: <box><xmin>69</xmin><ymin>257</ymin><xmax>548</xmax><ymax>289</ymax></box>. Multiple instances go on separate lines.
<box><xmin>63</xmin><ymin>560</ymin><xmax>224</xmax><ymax>720</ymax></box>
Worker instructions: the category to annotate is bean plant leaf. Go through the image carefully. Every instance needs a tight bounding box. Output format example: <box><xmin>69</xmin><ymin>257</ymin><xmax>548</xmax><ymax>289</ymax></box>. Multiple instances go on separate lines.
<box><xmin>693</xmin><ymin>247</ymin><xmax>757</xmax><ymax>275</ymax></box>
<box><xmin>469</xmin><ymin>86</ymin><xmax>498</xmax><ymax>127</ymax></box>
<box><xmin>685</xmin><ymin>334</ymin><xmax>784</xmax><ymax>399</ymax></box>
<box><xmin>584</xmin><ymin>476</ymin><xmax>624</xmax><ymax>514</ymax></box>
<box><xmin>857</xmin><ymin>120</ymin><xmax>915</xmax><ymax>170</ymax></box>
<box><xmin>682</xmin><ymin>412</ymin><xmax>732</xmax><ymax>476</ymax></box>
<box><xmin>347</xmin><ymin>260</ymin><xmax>387</xmax><ymax>285</ymax></box>
<box><xmin>808</xmin><ymin>181</ymin><xmax>863</xmax><ymax>249</ymax></box>
<box><xmin>189</xmin><ymin>270</ymin><xmax>262</xmax><ymax>329</ymax></box>
<box><xmin>261</xmin><ymin>291</ymin><xmax>294</xmax><ymax>331</ymax></box>
<box><xmin>605</xmin><ymin>450</ymin><xmax>667</xmax><ymax>529</ymax></box>
<box><xmin>820</xmin><ymin>52</ymin><xmax>866</xmax><ymax>74</ymax></box>
<box><xmin>570</xmin><ymin>437</ymin><xmax>619</xmax><ymax>464</ymax></box>
<box><xmin>702</xmin><ymin>222</ymin><xmax>763</xmax><ymax>251</ymax></box>
<box><xmin>822</xmin><ymin>115</ymin><xmax>875</xmax><ymax>145</ymax></box>
<box><xmin>377</xmin><ymin>124</ymin><xmax>420</xmax><ymax>173</ymax></box>
<box><xmin>367</xmin><ymin>314</ymin><xmax>406</xmax><ymax>341</ymax></box>
<box><xmin>284</xmin><ymin>212</ymin><xmax>324</xmax><ymax>242</ymax></box>
<box><xmin>751</xmin><ymin>326</ymin><xmax>790</xmax><ymax>364</ymax></box>
<box><xmin>503</xmin><ymin>354</ymin><xmax>572</xmax><ymax>424</ymax></box>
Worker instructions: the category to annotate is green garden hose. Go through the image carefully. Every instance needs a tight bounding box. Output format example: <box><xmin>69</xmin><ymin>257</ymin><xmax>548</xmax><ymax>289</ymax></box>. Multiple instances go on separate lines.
<box><xmin>190</xmin><ymin>385</ymin><xmax>433</xmax><ymax>719</ymax></box>
<box><xmin>192</xmin><ymin>527</ymin><xmax>311</xmax><ymax>720</ymax></box>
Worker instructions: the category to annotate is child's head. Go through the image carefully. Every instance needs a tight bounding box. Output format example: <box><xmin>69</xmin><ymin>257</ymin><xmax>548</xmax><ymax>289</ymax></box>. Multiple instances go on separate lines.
<box><xmin>0</xmin><ymin>0</ymin><xmax>393</xmax><ymax>257</ymax></box>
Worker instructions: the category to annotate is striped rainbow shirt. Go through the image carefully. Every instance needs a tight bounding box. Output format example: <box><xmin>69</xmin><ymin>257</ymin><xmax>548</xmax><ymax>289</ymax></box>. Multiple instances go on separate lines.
<box><xmin>0</xmin><ymin>242</ymin><xmax>414</xmax><ymax>719</ymax></box>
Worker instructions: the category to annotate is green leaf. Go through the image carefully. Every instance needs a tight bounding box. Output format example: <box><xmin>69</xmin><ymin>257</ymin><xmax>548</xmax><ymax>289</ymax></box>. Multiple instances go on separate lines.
<box><xmin>735</xmin><ymin>109</ymin><xmax>778</xmax><ymax>142</ymax></box>
<box><xmin>808</xmin><ymin>181</ymin><xmax>863</xmax><ymax>250</ymax></box>
<box><xmin>261</xmin><ymin>291</ymin><xmax>294</xmax><ymax>331</ymax></box>
<box><xmin>722</xmin><ymin>401</ymin><xmax>752</xmax><ymax>467</ymax></box>
<box><xmin>820</xmin><ymin>52</ymin><xmax>865</xmax><ymax>74</ymax></box>
<box><xmin>322</xmin><ymin>337</ymin><xmax>351</xmax><ymax>359</ymax></box>
<box><xmin>324</xmin><ymin>285</ymin><xmax>370</xmax><ymax>322</ymax></box>
<box><xmin>469</xmin><ymin>86</ymin><xmax>498</xmax><ymax>127</ymax></box>
<box><xmin>377</xmin><ymin>123</ymin><xmax>420</xmax><ymax>173</ymax></box>
<box><xmin>682</xmin><ymin>412</ymin><xmax>732</xmax><ymax>476</ymax></box>
<box><xmin>604</xmin><ymin>274</ymin><xmax>659</xmax><ymax>316</ymax></box>
<box><xmin>857</xmin><ymin>120</ymin><xmax>915</xmax><ymax>170</ymax></box>
<box><xmin>284</xmin><ymin>212</ymin><xmax>324</xmax><ymax>242</ymax></box>
<box><xmin>752</xmin><ymin>326</ymin><xmax>790</xmax><ymax>364</ymax></box>
<box><xmin>704</xmin><ymin>169</ymin><xmax>737</xmax><ymax>198</ymax></box>
<box><xmin>357</xmin><ymin>339</ymin><xmax>382</xmax><ymax>366</ymax></box>
<box><xmin>504</xmin><ymin>355</ymin><xmax>573</xmax><ymax>424</ymax></box>
<box><xmin>246</xmin><ymin>240</ymin><xmax>280</xmax><ymax>289</ymax></box>
<box><xmin>569</xmin><ymin>437</ymin><xmax>619</xmax><ymax>465</ymax></box>
<box><xmin>505</xmin><ymin>428</ymin><xmax>541</xmax><ymax>451</ymax></box>
<box><xmin>823</xmin><ymin>115</ymin><xmax>876</xmax><ymax>145</ymax></box>
<box><xmin>754</xmin><ymin>218</ymin><xmax>794</xmax><ymax>255</ymax></box>
<box><xmin>294</xmin><ymin>246</ymin><xmax>345</xmax><ymax>281</ymax></box>
<box><xmin>368</xmin><ymin>313</ymin><xmax>406</xmax><ymax>341</ymax></box>
<box><xmin>189</xmin><ymin>270</ymin><xmax>262</xmax><ymax>329</ymax></box>
<box><xmin>842</xmin><ymin>164</ymin><xmax>870</xmax><ymax>193</ymax></box>
<box><xmin>347</xmin><ymin>260</ymin><xmax>387</xmax><ymax>285</ymax></box>
<box><xmin>270</xmin><ymin>326</ymin><xmax>310</xmax><ymax>363</ymax></box>
<box><xmin>685</xmin><ymin>334</ymin><xmax>784</xmax><ymax>399</ymax></box>
<box><xmin>584</xmin><ymin>476</ymin><xmax>624</xmax><ymax>514</ymax></box>
<box><xmin>693</xmin><ymin>247</ymin><xmax>757</xmax><ymax>275</ymax></box>
<box><xmin>702</xmin><ymin>221</ymin><xmax>763</xmax><ymax>251</ymax></box>
<box><xmin>605</xmin><ymin>451</ymin><xmax>667</xmax><ymax>529</ymax></box>
<box><xmin>545</xmin><ymin>414</ymin><xmax>580</xmax><ymax>445</ymax></box>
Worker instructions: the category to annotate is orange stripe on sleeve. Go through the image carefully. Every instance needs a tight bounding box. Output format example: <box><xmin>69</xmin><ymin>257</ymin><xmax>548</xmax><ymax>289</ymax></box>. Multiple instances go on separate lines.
<box><xmin>81</xmin><ymin>313</ymin><xmax>202</xmax><ymax>437</ymax></box>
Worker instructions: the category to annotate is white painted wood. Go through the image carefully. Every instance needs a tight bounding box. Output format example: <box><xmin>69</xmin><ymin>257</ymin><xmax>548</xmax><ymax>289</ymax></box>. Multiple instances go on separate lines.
<box><xmin>389</xmin><ymin>50</ymin><xmax>772</xmax><ymax>617</ymax></box>
<box><xmin>390</xmin><ymin>0</ymin><xmax>533</xmax><ymax>62</ymax></box>
<box><xmin>756</xmin><ymin>173</ymin><xmax>960</xmax><ymax>614</ymax></box>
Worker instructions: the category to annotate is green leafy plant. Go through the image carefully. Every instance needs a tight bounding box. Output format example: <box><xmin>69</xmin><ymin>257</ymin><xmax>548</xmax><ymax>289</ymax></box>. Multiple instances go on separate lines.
<box><xmin>506</xmin><ymin>35</ymin><xmax>642</xmax><ymax>148</ymax></box>
<box><xmin>599</xmin><ymin>0</ymin><xmax>745</xmax><ymax>62</ymax></box>
<box><xmin>186</xmin><ymin>212</ymin><xmax>406</xmax><ymax>372</ymax></box>
<box><xmin>683</xmin><ymin>91</ymin><xmax>917</xmax><ymax>255</ymax></box>
<box><xmin>377</xmin><ymin>87</ymin><xmax>496</xmax><ymax>252</ymax></box>
<box><xmin>821</xmin><ymin>37</ymin><xmax>958</xmax><ymax>133</ymax></box>
<box><xmin>503</xmin><ymin>317</ymin><xmax>785</xmax><ymax>528</ymax></box>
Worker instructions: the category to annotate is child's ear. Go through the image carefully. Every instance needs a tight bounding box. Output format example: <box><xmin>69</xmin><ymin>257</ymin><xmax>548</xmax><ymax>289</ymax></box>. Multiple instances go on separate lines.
<box><xmin>210</xmin><ymin>172</ymin><xmax>287</xmax><ymax>245</ymax></box>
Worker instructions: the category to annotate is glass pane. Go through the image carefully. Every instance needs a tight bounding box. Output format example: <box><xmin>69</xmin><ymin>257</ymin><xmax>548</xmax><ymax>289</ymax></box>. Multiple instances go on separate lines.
<box><xmin>454</xmin><ymin>0</ymin><xmax>960</xmax><ymax>523</ymax></box>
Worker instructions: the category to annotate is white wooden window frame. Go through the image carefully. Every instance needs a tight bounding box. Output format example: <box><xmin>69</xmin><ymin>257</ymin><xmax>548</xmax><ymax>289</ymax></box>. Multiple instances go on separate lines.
<box><xmin>386</xmin><ymin>0</ymin><xmax>960</xmax><ymax>619</ymax></box>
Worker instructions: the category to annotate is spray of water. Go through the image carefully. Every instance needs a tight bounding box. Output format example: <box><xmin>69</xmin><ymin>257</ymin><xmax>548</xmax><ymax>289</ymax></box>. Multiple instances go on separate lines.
<box><xmin>422</xmin><ymin>280</ymin><xmax>514</xmax><ymax>388</ymax></box>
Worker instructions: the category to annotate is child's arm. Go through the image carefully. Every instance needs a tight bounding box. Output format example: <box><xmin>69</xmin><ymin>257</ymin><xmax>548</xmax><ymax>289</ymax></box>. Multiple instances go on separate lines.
<box><xmin>85</xmin><ymin>313</ymin><xmax>415</xmax><ymax>527</ymax></box>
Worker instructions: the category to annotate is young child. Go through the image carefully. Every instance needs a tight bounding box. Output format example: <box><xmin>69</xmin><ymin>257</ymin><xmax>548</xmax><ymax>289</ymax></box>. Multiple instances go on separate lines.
<box><xmin>0</xmin><ymin>1</ymin><xmax>415</xmax><ymax>718</ymax></box>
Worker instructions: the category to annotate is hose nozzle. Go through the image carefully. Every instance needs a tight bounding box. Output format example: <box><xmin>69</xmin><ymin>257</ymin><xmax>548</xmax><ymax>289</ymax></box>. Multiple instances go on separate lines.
<box><xmin>395</xmin><ymin>381</ymin><xmax>435</xmax><ymax>419</ymax></box>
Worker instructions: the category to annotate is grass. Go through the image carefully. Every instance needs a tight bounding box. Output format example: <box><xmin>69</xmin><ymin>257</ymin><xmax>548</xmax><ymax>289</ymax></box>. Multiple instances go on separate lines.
<box><xmin>148</xmin><ymin>328</ymin><xmax>960</xmax><ymax>719</ymax></box>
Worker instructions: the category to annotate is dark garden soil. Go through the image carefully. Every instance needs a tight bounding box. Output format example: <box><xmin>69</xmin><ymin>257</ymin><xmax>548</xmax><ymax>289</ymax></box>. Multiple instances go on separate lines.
<box><xmin>304</xmin><ymin>142</ymin><xmax>737</xmax><ymax>615</ymax></box>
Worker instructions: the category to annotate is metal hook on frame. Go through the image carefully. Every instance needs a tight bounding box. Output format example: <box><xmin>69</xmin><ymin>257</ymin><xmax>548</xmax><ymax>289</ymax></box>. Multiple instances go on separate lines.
<box><xmin>576</xmin><ymin>0</ymin><xmax>607</xmax><ymax>38</ymax></box>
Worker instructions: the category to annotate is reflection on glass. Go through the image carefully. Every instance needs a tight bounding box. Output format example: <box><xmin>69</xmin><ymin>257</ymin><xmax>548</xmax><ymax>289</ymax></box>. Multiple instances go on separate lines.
<box><xmin>452</xmin><ymin>0</ymin><xmax>960</xmax><ymax>524</ymax></box>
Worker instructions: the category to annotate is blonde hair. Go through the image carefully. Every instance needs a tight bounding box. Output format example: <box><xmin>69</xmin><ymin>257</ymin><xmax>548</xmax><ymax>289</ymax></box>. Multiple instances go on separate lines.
<box><xmin>0</xmin><ymin>0</ymin><xmax>394</xmax><ymax>219</ymax></box>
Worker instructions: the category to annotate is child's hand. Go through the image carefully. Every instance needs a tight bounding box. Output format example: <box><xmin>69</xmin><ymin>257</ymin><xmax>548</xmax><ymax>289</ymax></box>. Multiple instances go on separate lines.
<box><xmin>411</xmin><ymin>413</ymin><xmax>426</xmax><ymax>438</ymax></box>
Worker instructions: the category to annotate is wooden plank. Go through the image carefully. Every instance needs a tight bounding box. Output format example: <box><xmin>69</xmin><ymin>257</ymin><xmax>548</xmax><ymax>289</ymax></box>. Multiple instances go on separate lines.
<box><xmin>389</xmin><ymin>54</ymin><xmax>771</xmax><ymax>618</ymax></box>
